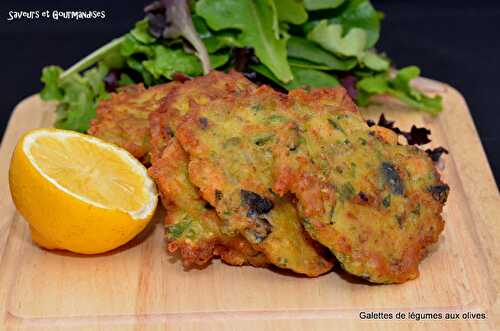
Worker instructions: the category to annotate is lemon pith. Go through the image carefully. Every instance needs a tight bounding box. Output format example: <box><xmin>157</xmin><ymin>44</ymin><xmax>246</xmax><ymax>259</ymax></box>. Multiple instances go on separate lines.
<box><xmin>9</xmin><ymin>128</ymin><xmax>158</xmax><ymax>254</ymax></box>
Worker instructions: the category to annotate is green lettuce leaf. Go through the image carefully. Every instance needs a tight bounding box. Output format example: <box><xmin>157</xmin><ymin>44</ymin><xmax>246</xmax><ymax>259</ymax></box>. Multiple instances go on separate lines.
<box><xmin>307</xmin><ymin>20</ymin><xmax>367</xmax><ymax>58</ymax></box>
<box><xmin>288</xmin><ymin>58</ymin><xmax>333</xmax><ymax>70</ymax></box>
<box><xmin>130</xmin><ymin>18</ymin><xmax>157</xmax><ymax>44</ymax></box>
<box><xmin>120</xmin><ymin>34</ymin><xmax>154</xmax><ymax>57</ymax></box>
<box><xmin>305</xmin><ymin>0</ymin><xmax>345</xmax><ymax>11</ymax></box>
<box><xmin>196</xmin><ymin>0</ymin><xmax>293</xmax><ymax>83</ymax></box>
<box><xmin>327</xmin><ymin>0</ymin><xmax>381</xmax><ymax>48</ymax></box>
<box><xmin>40</xmin><ymin>66</ymin><xmax>64</xmax><ymax>100</ymax></box>
<box><xmin>361</xmin><ymin>51</ymin><xmax>390</xmax><ymax>71</ymax></box>
<box><xmin>41</xmin><ymin>64</ymin><xmax>109</xmax><ymax>132</ymax></box>
<box><xmin>275</xmin><ymin>0</ymin><xmax>308</xmax><ymax>25</ymax></box>
<box><xmin>126</xmin><ymin>58</ymin><xmax>154</xmax><ymax>85</ymax></box>
<box><xmin>287</xmin><ymin>36</ymin><xmax>357</xmax><ymax>71</ymax></box>
<box><xmin>253</xmin><ymin>64</ymin><xmax>339</xmax><ymax>90</ymax></box>
<box><xmin>357</xmin><ymin>66</ymin><xmax>442</xmax><ymax>114</ymax></box>
<box><xmin>143</xmin><ymin>46</ymin><xmax>229</xmax><ymax>80</ymax></box>
<box><xmin>192</xmin><ymin>15</ymin><xmax>242</xmax><ymax>53</ymax></box>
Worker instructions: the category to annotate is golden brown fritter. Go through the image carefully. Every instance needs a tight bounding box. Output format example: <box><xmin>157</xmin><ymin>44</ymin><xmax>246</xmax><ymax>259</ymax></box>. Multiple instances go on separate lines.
<box><xmin>272</xmin><ymin>87</ymin><xmax>449</xmax><ymax>283</ymax></box>
<box><xmin>88</xmin><ymin>82</ymin><xmax>178</xmax><ymax>162</ymax></box>
<box><xmin>176</xmin><ymin>86</ymin><xmax>334</xmax><ymax>277</ymax></box>
<box><xmin>149</xmin><ymin>71</ymin><xmax>256</xmax><ymax>163</ymax></box>
<box><xmin>148</xmin><ymin>138</ymin><xmax>267</xmax><ymax>267</ymax></box>
<box><xmin>149</xmin><ymin>71</ymin><xmax>268</xmax><ymax>268</ymax></box>
<box><xmin>89</xmin><ymin>70</ymin><xmax>448</xmax><ymax>282</ymax></box>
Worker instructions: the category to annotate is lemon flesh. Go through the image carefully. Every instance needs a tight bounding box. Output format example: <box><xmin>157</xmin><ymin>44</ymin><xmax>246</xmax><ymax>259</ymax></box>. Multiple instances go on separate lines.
<box><xmin>9</xmin><ymin>128</ymin><xmax>158</xmax><ymax>254</ymax></box>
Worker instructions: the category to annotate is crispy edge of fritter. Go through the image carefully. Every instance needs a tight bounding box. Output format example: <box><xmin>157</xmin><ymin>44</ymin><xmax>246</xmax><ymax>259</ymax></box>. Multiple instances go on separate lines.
<box><xmin>176</xmin><ymin>86</ymin><xmax>334</xmax><ymax>277</ymax></box>
<box><xmin>88</xmin><ymin>82</ymin><xmax>178</xmax><ymax>162</ymax></box>
<box><xmin>149</xmin><ymin>71</ymin><xmax>268</xmax><ymax>268</ymax></box>
<box><xmin>271</xmin><ymin>87</ymin><xmax>448</xmax><ymax>283</ymax></box>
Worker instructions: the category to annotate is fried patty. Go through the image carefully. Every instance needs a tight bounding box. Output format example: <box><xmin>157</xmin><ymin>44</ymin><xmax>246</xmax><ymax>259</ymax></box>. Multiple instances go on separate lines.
<box><xmin>88</xmin><ymin>82</ymin><xmax>179</xmax><ymax>162</ymax></box>
<box><xmin>149</xmin><ymin>72</ymin><xmax>269</xmax><ymax>268</ymax></box>
<box><xmin>271</xmin><ymin>88</ymin><xmax>449</xmax><ymax>283</ymax></box>
<box><xmin>89</xmin><ymin>71</ymin><xmax>448</xmax><ymax>282</ymax></box>
<box><xmin>176</xmin><ymin>86</ymin><xmax>334</xmax><ymax>277</ymax></box>
<box><xmin>149</xmin><ymin>138</ymin><xmax>268</xmax><ymax>267</ymax></box>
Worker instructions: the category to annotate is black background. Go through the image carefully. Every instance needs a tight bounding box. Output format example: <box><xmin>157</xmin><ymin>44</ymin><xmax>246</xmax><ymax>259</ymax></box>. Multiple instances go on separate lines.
<box><xmin>0</xmin><ymin>1</ymin><xmax>499</xmax><ymax>186</ymax></box>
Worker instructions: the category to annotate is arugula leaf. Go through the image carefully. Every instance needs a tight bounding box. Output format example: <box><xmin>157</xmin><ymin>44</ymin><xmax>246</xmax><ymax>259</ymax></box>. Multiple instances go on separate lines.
<box><xmin>307</xmin><ymin>20</ymin><xmax>367</xmax><ymax>58</ymax></box>
<box><xmin>192</xmin><ymin>15</ymin><xmax>242</xmax><ymax>53</ymax></box>
<box><xmin>196</xmin><ymin>0</ymin><xmax>293</xmax><ymax>83</ymax></box>
<box><xmin>275</xmin><ymin>0</ymin><xmax>308</xmax><ymax>25</ymax></box>
<box><xmin>287</xmin><ymin>36</ymin><xmax>357</xmax><ymax>71</ymax></box>
<box><xmin>357</xmin><ymin>66</ymin><xmax>442</xmax><ymax>114</ymax></box>
<box><xmin>305</xmin><ymin>0</ymin><xmax>345</xmax><ymax>11</ymax></box>
<box><xmin>253</xmin><ymin>64</ymin><xmax>339</xmax><ymax>90</ymax></box>
<box><xmin>288</xmin><ymin>58</ymin><xmax>333</xmax><ymax>70</ymax></box>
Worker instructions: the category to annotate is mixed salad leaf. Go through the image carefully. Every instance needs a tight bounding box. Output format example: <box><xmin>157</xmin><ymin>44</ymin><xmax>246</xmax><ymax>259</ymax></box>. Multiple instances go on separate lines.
<box><xmin>40</xmin><ymin>0</ymin><xmax>443</xmax><ymax>132</ymax></box>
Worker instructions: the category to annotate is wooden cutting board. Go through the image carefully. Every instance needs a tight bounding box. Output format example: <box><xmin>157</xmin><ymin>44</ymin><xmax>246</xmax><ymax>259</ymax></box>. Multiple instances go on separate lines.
<box><xmin>0</xmin><ymin>79</ymin><xmax>499</xmax><ymax>331</ymax></box>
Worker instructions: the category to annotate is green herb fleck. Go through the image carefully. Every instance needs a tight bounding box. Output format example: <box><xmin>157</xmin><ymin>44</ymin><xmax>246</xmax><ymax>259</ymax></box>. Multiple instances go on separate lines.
<box><xmin>339</xmin><ymin>182</ymin><xmax>355</xmax><ymax>201</ymax></box>
<box><xmin>411</xmin><ymin>203</ymin><xmax>421</xmax><ymax>217</ymax></box>
<box><xmin>382</xmin><ymin>195</ymin><xmax>391</xmax><ymax>208</ymax></box>
<box><xmin>254</xmin><ymin>134</ymin><xmax>275</xmax><ymax>146</ymax></box>
<box><xmin>328</xmin><ymin>118</ymin><xmax>347</xmax><ymax>135</ymax></box>
<box><xmin>168</xmin><ymin>220</ymin><xmax>193</xmax><ymax>239</ymax></box>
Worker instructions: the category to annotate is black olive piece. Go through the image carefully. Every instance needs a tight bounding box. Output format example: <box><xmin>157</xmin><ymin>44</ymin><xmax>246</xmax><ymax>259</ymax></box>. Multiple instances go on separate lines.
<box><xmin>358</xmin><ymin>192</ymin><xmax>369</xmax><ymax>202</ymax></box>
<box><xmin>381</xmin><ymin>162</ymin><xmax>404</xmax><ymax>195</ymax></box>
<box><xmin>428</xmin><ymin>184</ymin><xmax>450</xmax><ymax>203</ymax></box>
<box><xmin>215</xmin><ymin>190</ymin><xmax>223</xmax><ymax>201</ymax></box>
<box><xmin>204</xmin><ymin>202</ymin><xmax>214</xmax><ymax>210</ymax></box>
<box><xmin>241</xmin><ymin>190</ymin><xmax>274</xmax><ymax>215</ymax></box>
<box><xmin>247</xmin><ymin>217</ymin><xmax>272</xmax><ymax>243</ymax></box>
<box><xmin>198</xmin><ymin>117</ymin><xmax>209</xmax><ymax>129</ymax></box>
<box><xmin>164</xmin><ymin>126</ymin><xmax>174</xmax><ymax>138</ymax></box>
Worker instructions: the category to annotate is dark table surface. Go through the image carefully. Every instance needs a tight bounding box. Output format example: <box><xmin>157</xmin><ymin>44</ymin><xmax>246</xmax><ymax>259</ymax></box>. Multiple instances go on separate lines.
<box><xmin>1</xmin><ymin>0</ymin><xmax>499</xmax><ymax>187</ymax></box>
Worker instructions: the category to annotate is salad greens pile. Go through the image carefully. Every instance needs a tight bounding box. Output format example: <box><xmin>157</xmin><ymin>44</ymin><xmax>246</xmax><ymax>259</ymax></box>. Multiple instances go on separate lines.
<box><xmin>40</xmin><ymin>0</ymin><xmax>442</xmax><ymax>132</ymax></box>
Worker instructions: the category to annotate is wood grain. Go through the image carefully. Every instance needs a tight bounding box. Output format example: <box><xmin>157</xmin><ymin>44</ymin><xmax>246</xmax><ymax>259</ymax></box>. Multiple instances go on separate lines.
<box><xmin>0</xmin><ymin>80</ymin><xmax>498</xmax><ymax>331</ymax></box>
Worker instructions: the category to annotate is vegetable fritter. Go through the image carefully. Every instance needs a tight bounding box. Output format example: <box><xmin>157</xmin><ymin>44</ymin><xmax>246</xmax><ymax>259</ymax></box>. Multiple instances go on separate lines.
<box><xmin>176</xmin><ymin>86</ymin><xmax>333</xmax><ymax>277</ymax></box>
<box><xmin>272</xmin><ymin>88</ymin><xmax>449</xmax><ymax>283</ymax></box>
<box><xmin>149</xmin><ymin>71</ymin><xmax>256</xmax><ymax>162</ymax></box>
<box><xmin>88</xmin><ymin>82</ymin><xmax>178</xmax><ymax>162</ymax></box>
<box><xmin>148</xmin><ymin>138</ymin><xmax>268</xmax><ymax>267</ymax></box>
<box><xmin>149</xmin><ymin>71</ymin><xmax>268</xmax><ymax>267</ymax></box>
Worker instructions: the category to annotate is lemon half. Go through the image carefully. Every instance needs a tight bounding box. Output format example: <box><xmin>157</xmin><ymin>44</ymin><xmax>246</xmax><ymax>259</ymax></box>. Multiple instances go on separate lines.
<box><xmin>9</xmin><ymin>128</ymin><xmax>158</xmax><ymax>254</ymax></box>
